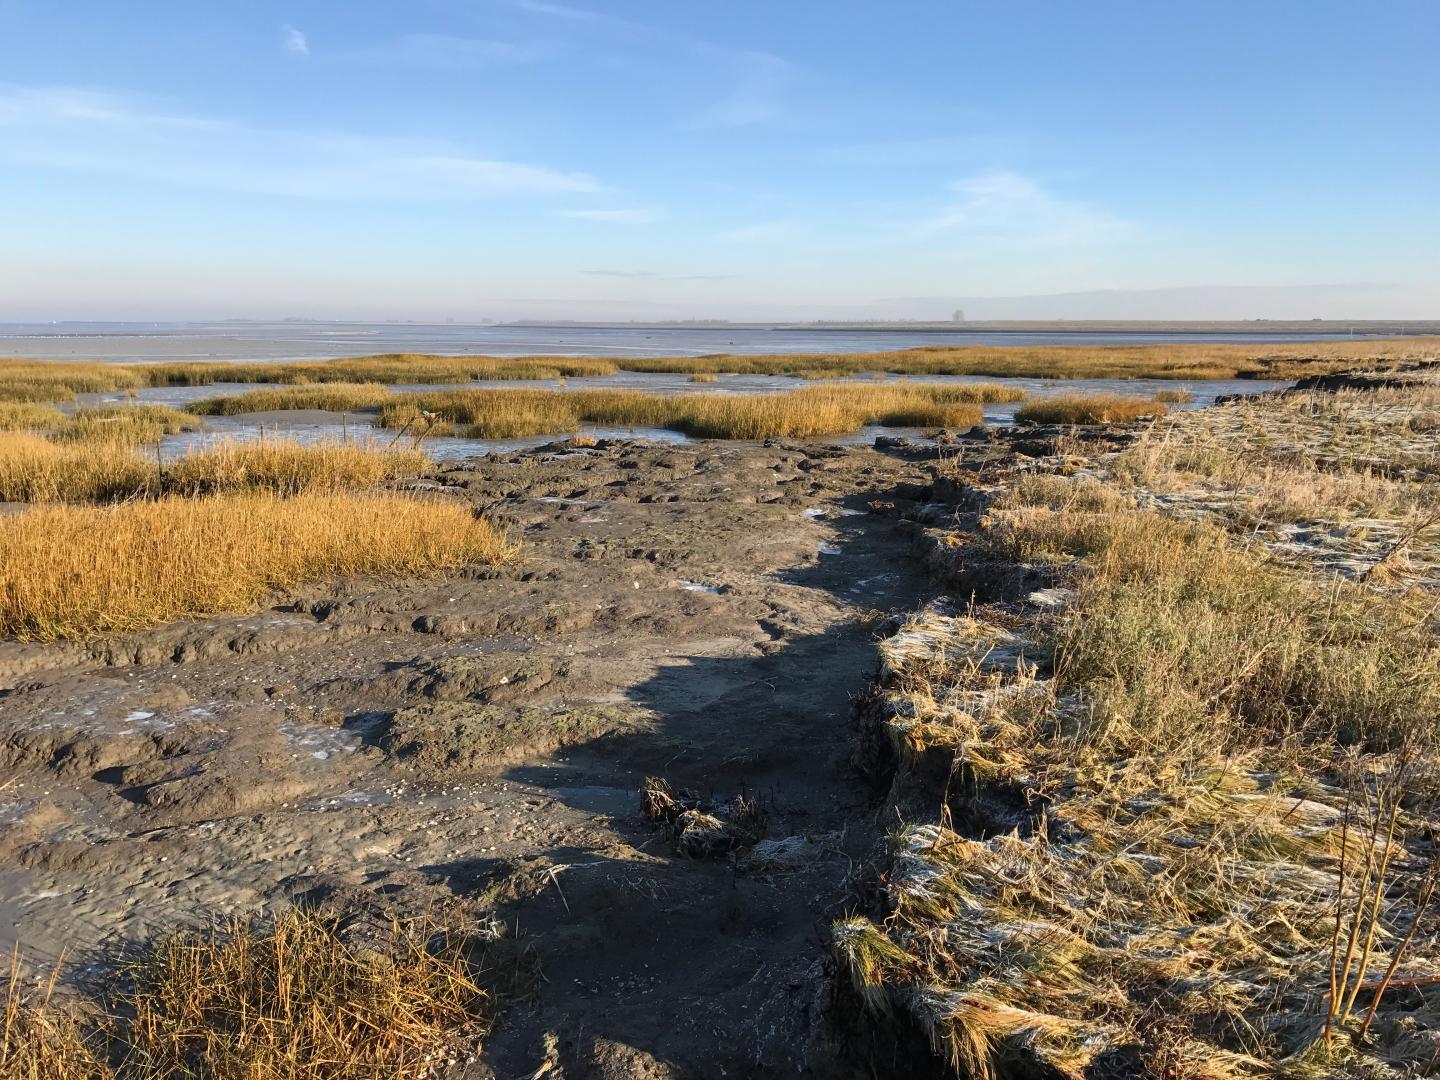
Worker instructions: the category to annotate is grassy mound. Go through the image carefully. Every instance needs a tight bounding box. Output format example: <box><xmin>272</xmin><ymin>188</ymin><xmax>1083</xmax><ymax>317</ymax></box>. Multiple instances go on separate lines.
<box><xmin>374</xmin><ymin>382</ymin><xmax>1023</xmax><ymax>440</ymax></box>
<box><xmin>1014</xmin><ymin>393</ymin><xmax>1168</xmax><ymax>425</ymax></box>
<box><xmin>0</xmin><ymin>492</ymin><xmax>515</xmax><ymax>639</ymax></box>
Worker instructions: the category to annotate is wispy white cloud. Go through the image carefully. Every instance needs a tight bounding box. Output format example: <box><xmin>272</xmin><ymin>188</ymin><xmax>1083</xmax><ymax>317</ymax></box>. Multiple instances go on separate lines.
<box><xmin>511</xmin><ymin>1</ymin><xmax>795</xmax><ymax>128</ymax></box>
<box><xmin>923</xmin><ymin>171</ymin><xmax>1131</xmax><ymax>247</ymax></box>
<box><xmin>282</xmin><ymin>25</ymin><xmax>309</xmax><ymax>57</ymax></box>
<box><xmin>0</xmin><ymin>84</ymin><xmax>600</xmax><ymax>198</ymax></box>
<box><xmin>693</xmin><ymin>51</ymin><xmax>793</xmax><ymax>129</ymax></box>
<box><xmin>558</xmin><ymin>207</ymin><xmax>658</xmax><ymax>224</ymax></box>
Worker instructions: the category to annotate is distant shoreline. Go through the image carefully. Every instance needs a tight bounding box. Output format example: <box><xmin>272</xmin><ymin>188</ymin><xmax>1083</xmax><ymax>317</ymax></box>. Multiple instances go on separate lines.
<box><xmin>504</xmin><ymin>319</ymin><xmax>1440</xmax><ymax>335</ymax></box>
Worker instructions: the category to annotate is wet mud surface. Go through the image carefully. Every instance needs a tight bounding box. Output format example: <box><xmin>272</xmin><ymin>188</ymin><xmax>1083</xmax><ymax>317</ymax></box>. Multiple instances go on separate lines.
<box><xmin>0</xmin><ymin>435</ymin><xmax>1029</xmax><ymax>1077</ymax></box>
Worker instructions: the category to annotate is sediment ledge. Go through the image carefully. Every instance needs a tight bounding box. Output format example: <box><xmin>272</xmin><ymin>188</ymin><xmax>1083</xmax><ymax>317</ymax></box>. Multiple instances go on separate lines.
<box><xmin>838</xmin><ymin>368</ymin><xmax>1440</xmax><ymax>1077</ymax></box>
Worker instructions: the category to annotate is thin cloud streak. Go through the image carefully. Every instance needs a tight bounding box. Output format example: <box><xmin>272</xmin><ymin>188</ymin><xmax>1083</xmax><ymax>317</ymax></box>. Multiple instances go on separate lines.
<box><xmin>0</xmin><ymin>84</ymin><xmax>600</xmax><ymax>198</ymax></box>
<box><xmin>922</xmin><ymin>171</ymin><xmax>1133</xmax><ymax>248</ymax></box>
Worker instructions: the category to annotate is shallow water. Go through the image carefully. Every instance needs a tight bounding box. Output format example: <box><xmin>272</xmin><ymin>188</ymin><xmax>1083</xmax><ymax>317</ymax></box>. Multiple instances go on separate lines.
<box><xmin>0</xmin><ymin>319</ymin><xmax>1388</xmax><ymax>364</ymax></box>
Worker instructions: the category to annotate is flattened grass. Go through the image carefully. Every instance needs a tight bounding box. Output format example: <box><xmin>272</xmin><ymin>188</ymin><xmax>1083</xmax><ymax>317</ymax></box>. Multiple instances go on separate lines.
<box><xmin>991</xmin><ymin>482</ymin><xmax>1440</xmax><ymax>754</ymax></box>
<box><xmin>1014</xmin><ymin>394</ymin><xmax>1168</xmax><ymax>425</ymax></box>
<box><xmin>0</xmin><ymin>491</ymin><xmax>515</xmax><ymax>639</ymax></box>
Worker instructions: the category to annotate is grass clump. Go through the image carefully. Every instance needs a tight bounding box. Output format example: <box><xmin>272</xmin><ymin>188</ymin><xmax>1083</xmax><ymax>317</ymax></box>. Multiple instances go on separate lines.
<box><xmin>0</xmin><ymin>432</ymin><xmax>154</xmax><ymax>503</ymax></box>
<box><xmin>165</xmin><ymin>441</ymin><xmax>426</xmax><ymax>496</ymax></box>
<box><xmin>0</xmin><ymin>435</ymin><xmax>424</xmax><ymax>505</ymax></box>
<box><xmin>0</xmin><ymin>492</ymin><xmax>515</xmax><ymax>639</ymax></box>
<box><xmin>2</xmin><ymin>908</ymin><xmax>495</xmax><ymax>1078</ymax></box>
<box><xmin>187</xmin><ymin>383</ymin><xmax>396</xmax><ymax>416</ymax></box>
<box><xmin>144</xmin><ymin>353</ymin><xmax>617</xmax><ymax>388</ymax></box>
<box><xmin>0</xmin><ymin>402</ymin><xmax>66</xmax><ymax>431</ymax></box>
<box><xmin>0</xmin><ymin>360</ymin><xmax>147</xmax><ymax>403</ymax></box>
<box><xmin>51</xmin><ymin>405</ymin><xmax>199</xmax><ymax>445</ymax></box>
<box><xmin>1014</xmin><ymin>394</ymin><xmax>1167</xmax><ymax>425</ymax></box>
<box><xmin>1153</xmin><ymin>387</ymin><xmax>1194</xmax><ymax>403</ymax></box>
<box><xmin>379</xmin><ymin>382</ymin><xmax>1018</xmax><ymax>440</ymax></box>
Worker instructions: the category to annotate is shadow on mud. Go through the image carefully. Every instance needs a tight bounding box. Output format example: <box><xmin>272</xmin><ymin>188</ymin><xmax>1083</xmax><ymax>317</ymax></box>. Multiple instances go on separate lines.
<box><xmin>464</xmin><ymin>493</ymin><xmax>942</xmax><ymax>1078</ymax></box>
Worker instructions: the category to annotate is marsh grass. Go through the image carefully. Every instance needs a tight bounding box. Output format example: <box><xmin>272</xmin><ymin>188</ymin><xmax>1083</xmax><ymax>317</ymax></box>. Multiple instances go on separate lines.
<box><xmin>187</xmin><ymin>383</ymin><xmax>396</xmax><ymax>416</ymax></box>
<box><xmin>1116</xmin><ymin>386</ymin><xmax>1440</xmax><ymax>523</ymax></box>
<box><xmin>988</xmin><ymin>486</ymin><xmax>1440</xmax><ymax>753</ymax></box>
<box><xmin>1153</xmin><ymin>388</ymin><xmax>1194</xmax><ymax>403</ymax></box>
<box><xmin>380</xmin><ymin>382</ymin><xmax>1020</xmax><ymax>439</ymax></box>
<box><xmin>611</xmin><ymin>336</ymin><xmax>1440</xmax><ymax>380</ymax></box>
<box><xmin>2</xmin><ymin>909</ymin><xmax>495</xmax><ymax>1079</ymax></box>
<box><xmin>1014</xmin><ymin>394</ymin><xmax>1168</xmax><ymax>425</ymax></box>
<box><xmin>0</xmin><ymin>492</ymin><xmax>515</xmax><ymax>639</ymax></box>
<box><xmin>0</xmin><ymin>432</ymin><xmax>155</xmax><ymax>503</ymax></box>
<box><xmin>0</xmin><ymin>402</ymin><xmax>66</xmax><ymax>430</ymax></box>
<box><xmin>165</xmin><ymin>440</ymin><xmax>427</xmax><ymax>496</ymax></box>
<box><xmin>0</xmin><ymin>360</ymin><xmax>147</xmax><ymax>403</ymax></box>
<box><xmin>0</xmin><ymin>435</ymin><xmax>426</xmax><ymax>504</ymax></box>
<box><xmin>53</xmin><ymin>405</ymin><xmax>199</xmax><ymax>445</ymax></box>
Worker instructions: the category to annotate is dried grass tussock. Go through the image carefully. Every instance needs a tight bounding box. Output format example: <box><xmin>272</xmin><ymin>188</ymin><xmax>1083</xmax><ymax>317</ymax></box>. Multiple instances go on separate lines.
<box><xmin>1</xmin><ymin>908</ymin><xmax>495</xmax><ymax>1078</ymax></box>
<box><xmin>0</xmin><ymin>492</ymin><xmax>514</xmax><ymax>640</ymax></box>
<box><xmin>187</xmin><ymin>382</ymin><xmax>397</xmax><ymax>415</ymax></box>
<box><xmin>841</xmin><ymin>370</ymin><xmax>1440</xmax><ymax>1078</ymax></box>
<box><xmin>165</xmin><ymin>440</ymin><xmax>427</xmax><ymax>496</ymax></box>
<box><xmin>378</xmin><ymin>382</ymin><xmax>1022</xmax><ymax>439</ymax></box>
<box><xmin>0</xmin><ymin>435</ymin><xmax>427</xmax><ymax>504</ymax></box>
<box><xmin>1014</xmin><ymin>393</ymin><xmax>1168</xmax><ymax>425</ymax></box>
<box><xmin>0</xmin><ymin>432</ymin><xmax>156</xmax><ymax>503</ymax></box>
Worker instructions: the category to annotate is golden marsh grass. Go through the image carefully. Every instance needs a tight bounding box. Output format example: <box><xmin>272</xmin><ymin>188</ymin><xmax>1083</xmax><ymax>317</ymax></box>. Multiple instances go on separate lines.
<box><xmin>0</xmin><ymin>491</ymin><xmax>515</xmax><ymax>640</ymax></box>
<box><xmin>165</xmin><ymin>440</ymin><xmax>427</xmax><ymax>496</ymax></box>
<box><xmin>1014</xmin><ymin>394</ymin><xmax>1169</xmax><ymax>425</ymax></box>
<box><xmin>2</xmin><ymin>909</ymin><xmax>494</xmax><ymax>1078</ymax></box>
<box><xmin>188</xmin><ymin>382</ymin><xmax>397</xmax><ymax>415</ymax></box>
<box><xmin>378</xmin><ymin>382</ymin><xmax>1021</xmax><ymax>439</ymax></box>
<box><xmin>0</xmin><ymin>432</ymin><xmax>155</xmax><ymax>503</ymax></box>
<box><xmin>0</xmin><ymin>435</ymin><xmax>427</xmax><ymax>503</ymax></box>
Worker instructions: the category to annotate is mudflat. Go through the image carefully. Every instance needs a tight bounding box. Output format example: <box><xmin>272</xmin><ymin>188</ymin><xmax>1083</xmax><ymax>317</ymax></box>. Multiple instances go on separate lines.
<box><xmin>0</xmin><ymin>435</ymin><xmax>995</xmax><ymax>1077</ymax></box>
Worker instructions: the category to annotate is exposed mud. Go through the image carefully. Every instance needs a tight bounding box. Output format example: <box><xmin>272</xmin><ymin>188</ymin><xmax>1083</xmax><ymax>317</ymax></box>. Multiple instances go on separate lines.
<box><xmin>0</xmin><ymin>435</ymin><xmax>1028</xmax><ymax>1077</ymax></box>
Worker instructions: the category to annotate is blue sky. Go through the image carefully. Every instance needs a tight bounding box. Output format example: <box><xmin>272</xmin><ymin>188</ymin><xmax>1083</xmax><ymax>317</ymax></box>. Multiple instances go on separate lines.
<box><xmin>1</xmin><ymin>0</ymin><xmax>1437</xmax><ymax>321</ymax></box>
